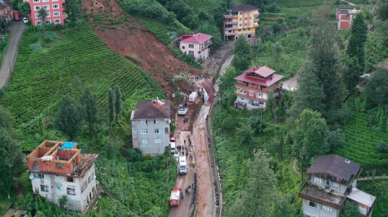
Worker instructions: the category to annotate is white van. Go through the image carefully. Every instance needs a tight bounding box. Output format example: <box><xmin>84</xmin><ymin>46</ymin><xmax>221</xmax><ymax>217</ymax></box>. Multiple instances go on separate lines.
<box><xmin>189</xmin><ymin>92</ymin><xmax>198</xmax><ymax>102</ymax></box>
<box><xmin>170</xmin><ymin>142</ymin><xmax>176</xmax><ymax>154</ymax></box>
<box><xmin>178</xmin><ymin>156</ymin><xmax>187</xmax><ymax>175</ymax></box>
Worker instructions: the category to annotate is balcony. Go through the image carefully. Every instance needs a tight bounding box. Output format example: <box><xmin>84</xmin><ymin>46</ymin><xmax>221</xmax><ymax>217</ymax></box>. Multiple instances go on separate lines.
<box><xmin>224</xmin><ymin>15</ymin><xmax>238</xmax><ymax>19</ymax></box>
<box><xmin>298</xmin><ymin>182</ymin><xmax>346</xmax><ymax>210</ymax></box>
<box><xmin>254</xmin><ymin>18</ymin><xmax>260</xmax><ymax>22</ymax></box>
<box><xmin>254</xmin><ymin>13</ymin><xmax>260</xmax><ymax>17</ymax></box>
<box><xmin>224</xmin><ymin>31</ymin><xmax>236</xmax><ymax>36</ymax></box>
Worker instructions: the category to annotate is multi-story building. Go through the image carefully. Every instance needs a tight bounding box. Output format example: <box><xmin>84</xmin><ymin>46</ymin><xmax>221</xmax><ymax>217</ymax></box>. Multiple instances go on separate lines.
<box><xmin>299</xmin><ymin>155</ymin><xmax>376</xmax><ymax>217</ymax></box>
<box><xmin>27</xmin><ymin>141</ymin><xmax>98</xmax><ymax>213</ymax></box>
<box><xmin>27</xmin><ymin>0</ymin><xmax>67</xmax><ymax>26</ymax></box>
<box><xmin>336</xmin><ymin>8</ymin><xmax>359</xmax><ymax>30</ymax></box>
<box><xmin>180</xmin><ymin>33</ymin><xmax>212</xmax><ymax>61</ymax></box>
<box><xmin>131</xmin><ymin>99</ymin><xmax>171</xmax><ymax>155</ymax></box>
<box><xmin>234</xmin><ymin>66</ymin><xmax>283</xmax><ymax>110</ymax></box>
<box><xmin>223</xmin><ymin>4</ymin><xmax>260</xmax><ymax>40</ymax></box>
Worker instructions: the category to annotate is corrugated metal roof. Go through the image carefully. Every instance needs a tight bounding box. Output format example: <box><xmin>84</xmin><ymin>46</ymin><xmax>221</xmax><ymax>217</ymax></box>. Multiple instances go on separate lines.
<box><xmin>347</xmin><ymin>187</ymin><xmax>376</xmax><ymax>207</ymax></box>
<box><xmin>230</xmin><ymin>4</ymin><xmax>258</xmax><ymax>11</ymax></box>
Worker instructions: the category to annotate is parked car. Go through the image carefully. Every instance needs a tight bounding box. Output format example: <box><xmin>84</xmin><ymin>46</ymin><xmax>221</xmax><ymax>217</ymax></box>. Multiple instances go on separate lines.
<box><xmin>173</xmin><ymin>150</ymin><xmax>179</xmax><ymax>161</ymax></box>
<box><xmin>23</xmin><ymin>17</ymin><xmax>28</xmax><ymax>24</ymax></box>
<box><xmin>13</xmin><ymin>12</ymin><xmax>21</xmax><ymax>21</ymax></box>
<box><xmin>169</xmin><ymin>188</ymin><xmax>181</xmax><ymax>207</ymax></box>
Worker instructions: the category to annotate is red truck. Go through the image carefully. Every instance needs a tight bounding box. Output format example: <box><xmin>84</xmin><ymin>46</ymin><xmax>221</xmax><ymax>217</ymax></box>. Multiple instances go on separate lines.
<box><xmin>169</xmin><ymin>187</ymin><xmax>181</xmax><ymax>207</ymax></box>
<box><xmin>13</xmin><ymin>11</ymin><xmax>21</xmax><ymax>21</ymax></box>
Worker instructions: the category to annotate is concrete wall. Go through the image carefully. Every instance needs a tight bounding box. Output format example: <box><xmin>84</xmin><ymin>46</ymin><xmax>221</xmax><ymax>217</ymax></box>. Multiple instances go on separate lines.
<box><xmin>310</xmin><ymin>176</ymin><xmax>348</xmax><ymax>195</ymax></box>
<box><xmin>180</xmin><ymin>42</ymin><xmax>210</xmax><ymax>61</ymax></box>
<box><xmin>132</xmin><ymin>118</ymin><xmax>170</xmax><ymax>155</ymax></box>
<box><xmin>302</xmin><ymin>199</ymin><xmax>340</xmax><ymax>217</ymax></box>
<box><xmin>30</xmin><ymin>164</ymin><xmax>97</xmax><ymax>213</ymax></box>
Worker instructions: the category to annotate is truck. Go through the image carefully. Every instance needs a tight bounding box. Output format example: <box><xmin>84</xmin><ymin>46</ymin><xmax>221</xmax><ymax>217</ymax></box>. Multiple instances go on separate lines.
<box><xmin>189</xmin><ymin>92</ymin><xmax>198</xmax><ymax>102</ymax></box>
<box><xmin>169</xmin><ymin>187</ymin><xmax>181</xmax><ymax>206</ymax></box>
<box><xmin>178</xmin><ymin>96</ymin><xmax>188</xmax><ymax>115</ymax></box>
<box><xmin>178</xmin><ymin>156</ymin><xmax>187</xmax><ymax>175</ymax></box>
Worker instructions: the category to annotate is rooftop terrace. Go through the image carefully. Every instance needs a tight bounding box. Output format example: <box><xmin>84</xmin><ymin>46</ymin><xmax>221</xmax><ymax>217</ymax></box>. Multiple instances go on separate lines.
<box><xmin>299</xmin><ymin>182</ymin><xmax>346</xmax><ymax>210</ymax></box>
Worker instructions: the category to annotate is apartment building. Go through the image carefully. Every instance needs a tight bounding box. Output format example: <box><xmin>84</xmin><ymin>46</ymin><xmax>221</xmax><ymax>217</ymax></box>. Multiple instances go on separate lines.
<box><xmin>180</xmin><ymin>33</ymin><xmax>212</xmax><ymax>61</ymax></box>
<box><xmin>299</xmin><ymin>155</ymin><xmax>376</xmax><ymax>217</ymax></box>
<box><xmin>131</xmin><ymin>99</ymin><xmax>171</xmax><ymax>155</ymax></box>
<box><xmin>223</xmin><ymin>4</ymin><xmax>260</xmax><ymax>40</ymax></box>
<box><xmin>234</xmin><ymin>66</ymin><xmax>283</xmax><ymax>110</ymax></box>
<box><xmin>28</xmin><ymin>0</ymin><xmax>67</xmax><ymax>25</ymax></box>
<box><xmin>336</xmin><ymin>8</ymin><xmax>360</xmax><ymax>30</ymax></box>
<box><xmin>27</xmin><ymin>141</ymin><xmax>98</xmax><ymax>213</ymax></box>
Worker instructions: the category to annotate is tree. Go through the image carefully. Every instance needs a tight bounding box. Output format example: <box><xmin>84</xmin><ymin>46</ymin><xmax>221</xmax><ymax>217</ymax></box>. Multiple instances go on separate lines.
<box><xmin>108</xmin><ymin>88</ymin><xmax>115</xmax><ymax>125</ymax></box>
<box><xmin>377</xmin><ymin>0</ymin><xmax>388</xmax><ymax>21</ymax></box>
<box><xmin>114</xmin><ymin>86</ymin><xmax>122</xmax><ymax>121</ymax></box>
<box><xmin>233</xmin><ymin>36</ymin><xmax>252</xmax><ymax>71</ymax></box>
<box><xmin>219</xmin><ymin>67</ymin><xmax>239</xmax><ymax>96</ymax></box>
<box><xmin>226</xmin><ymin>150</ymin><xmax>294</xmax><ymax>217</ymax></box>
<box><xmin>364</xmin><ymin>68</ymin><xmax>388</xmax><ymax>108</ymax></box>
<box><xmin>81</xmin><ymin>87</ymin><xmax>98</xmax><ymax>146</ymax></box>
<box><xmin>65</xmin><ymin>0</ymin><xmax>82</xmax><ymax>24</ymax></box>
<box><xmin>236</xmin><ymin>124</ymin><xmax>255</xmax><ymax>148</ymax></box>
<box><xmin>340</xmin><ymin>202</ymin><xmax>362</xmax><ymax>217</ymax></box>
<box><xmin>0</xmin><ymin>107</ymin><xmax>22</xmax><ymax>197</ymax></box>
<box><xmin>290</xmin><ymin>109</ymin><xmax>330</xmax><ymax>166</ymax></box>
<box><xmin>248</xmin><ymin>116</ymin><xmax>266</xmax><ymax>134</ymax></box>
<box><xmin>328</xmin><ymin>127</ymin><xmax>345</xmax><ymax>152</ymax></box>
<box><xmin>55</xmin><ymin>95</ymin><xmax>84</xmax><ymax>141</ymax></box>
<box><xmin>377</xmin><ymin>141</ymin><xmax>388</xmax><ymax>153</ymax></box>
<box><xmin>343</xmin><ymin>14</ymin><xmax>367</xmax><ymax>91</ymax></box>
<box><xmin>38</xmin><ymin>8</ymin><xmax>48</xmax><ymax>24</ymax></box>
<box><xmin>291</xmin><ymin>59</ymin><xmax>325</xmax><ymax>116</ymax></box>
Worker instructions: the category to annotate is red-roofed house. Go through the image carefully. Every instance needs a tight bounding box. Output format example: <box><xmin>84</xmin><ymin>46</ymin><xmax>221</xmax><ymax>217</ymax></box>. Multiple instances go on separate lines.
<box><xmin>336</xmin><ymin>8</ymin><xmax>359</xmax><ymax>30</ymax></box>
<box><xmin>180</xmin><ymin>33</ymin><xmax>212</xmax><ymax>61</ymax></box>
<box><xmin>234</xmin><ymin>66</ymin><xmax>283</xmax><ymax>110</ymax></box>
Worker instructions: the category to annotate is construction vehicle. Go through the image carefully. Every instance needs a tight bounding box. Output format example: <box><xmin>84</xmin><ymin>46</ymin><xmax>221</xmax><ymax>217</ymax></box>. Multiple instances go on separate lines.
<box><xmin>170</xmin><ymin>187</ymin><xmax>182</xmax><ymax>206</ymax></box>
<box><xmin>189</xmin><ymin>92</ymin><xmax>198</xmax><ymax>102</ymax></box>
<box><xmin>178</xmin><ymin>96</ymin><xmax>188</xmax><ymax>115</ymax></box>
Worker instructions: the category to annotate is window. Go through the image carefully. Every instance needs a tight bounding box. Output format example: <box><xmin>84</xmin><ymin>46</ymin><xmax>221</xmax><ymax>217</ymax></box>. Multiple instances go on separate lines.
<box><xmin>33</xmin><ymin>0</ymin><xmax>40</xmax><ymax>2</ymax></box>
<box><xmin>308</xmin><ymin>201</ymin><xmax>317</xmax><ymax>208</ymax></box>
<box><xmin>256</xmin><ymin>92</ymin><xmax>263</xmax><ymax>98</ymax></box>
<box><xmin>322</xmin><ymin>205</ymin><xmax>332</xmax><ymax>212</ymax></box>
<box><xmin>34</xmin><ymin>173</ymin><xmax>44</xmax><ymax>178</ymax></box>
<box><xmin>40</xmin><ymin>185</ymin><xmax>49</xmax><ymax>192</ymax></box>
<box><xmin>141</xmin><ymin>129</ymin><xmax>148</xmax><ymax>134</ymax></box>
<box><xmin>249</xmin><ymin>90</ymin><xmax>254</xmax><ymax>96</ymax></box>
<box><xmin>88</xmin><ymin>172</ymin><xmax>94</xmax><ymax>183</ymax></box>
<box><xmin>36</xmin><ymin>21</ymin><xmax>42</xmax><ymax>25</ymax></box>
<box><xmin>35</xmin><ymin>13</ymin><xmax>40</xmax><ymax>18</ymax></box>
<box><xmin>53</xmin><ymin>12</ymin><xmax>60</xmax><ymax>17</ymax></box>
<box><xmin>43</xmin><ymin>5</ymin><xmax>50</xmax><ymax>10</ymax></box>
<box><xmin>239</xmin><ymin>24</ymin><xmax>242</xmax><ymax>27</ymax></box>
<box><xmin>189</xmin><ymin>44</ymin><xmax>194</xmax><ymax>48</ymax></box>
<box><xmin>154</xmin><ymin>129</ymin><xmax>160</xmax><ymax>134</ymax></box>
<box><xmin>56</xmin><ymin>163</ymin><xmax>64</xmax><ymax>169</ymax></box>
<box><xmin>182</xmin><ymin>46</ymin><xmax>185</xmax><ymax>49</ymax></box>
<box><xmin>46</xmin><ymin>13</ymin><xmax>51</xmax><ymax>18</ymax></box>
<box><xmin>66</xmin><ymin>176</ymin><xmax>74</xmax><ymax>182</ymax></box>
<box><xmin>45</xmin><ymin>20</ymin><xmax>51</xmax><ymax>24</ymax></box>
<box><xmin>239</xmin><ymin>18</ymin><xmax>242</xmax><ymax>21</ymax></box>
<box><xmin>81</xmin><ymin>182</ymin><xmax>88</xmax><ymax>193</ymax></box>
<box><xmin>154</xmin><ymin>119</ymin><xmax>159</xmax><ymax>124</ymax></box>
<box><xmin>34</xmin><ymin>6</ymin><xmax>41</xmax><ymax>11</ymax></box>
<box><xmin>189</xmin><ymin>51</ymin><xmax>194</xmax><ymax>56</ymax></box>
<box><xmin>140</xmin><ymin>120</ymin><xmax>146</xmax><ymax>124</ymax></box>
<box><xmin>67</xmin><ymin>187</ymin><xmax>76</xmax><ymax>195</ymax></box>
<box><xmin>155</xmin><ymin>139</ymin><xmax>162</xmax><ymax>144</ymax></box>
<box><xmin>42</xmin><ymin>0</ymin><xmax>49</xmax><ymax>2</ymax></box>
<box><xmin>313</xmin><ymin>177</ymin><xmax>322</xmax><ymax>185</ymax></box>
<box><xmin>165</xmin><ymin>127</ymin><xmax>169</xmax><ymax>134</ymax></box>
<box><xmin>141</xmin><ymin>138</ymin><xmax>148</xmax><ymax>144</ymax></box>
<box><xmin>54</xmin><ymin>19</ymin><xmax>61</xmax><ymax>24</ymax></box>
<box><xmin>53</xmin><ymin>4</ymin><xmax>59</xmax><ymax>9</ymax></box>
<box><xmin>245</xmin><ymin>17</ymin><xmax>247</xmax><ymax>20</ymax></box>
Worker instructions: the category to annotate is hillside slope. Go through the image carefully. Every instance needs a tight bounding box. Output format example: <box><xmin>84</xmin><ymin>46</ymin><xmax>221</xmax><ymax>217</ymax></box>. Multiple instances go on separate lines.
<box><xmin>82</xmin><ymin>0</ymin><xmax>205</xmax><ymax>99</ymax></box>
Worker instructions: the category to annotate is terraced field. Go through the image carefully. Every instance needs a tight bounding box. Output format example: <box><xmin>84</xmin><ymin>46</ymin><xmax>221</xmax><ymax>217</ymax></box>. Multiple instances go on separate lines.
<box><xmin>1</xmin><ymin>25</ymin><xmax>163</xmax><ymax>126</ymax></box>
<box><xmin>336</xmin><ymin>112</ymin><xmax>388</xmax><ymax>170</ymax></box>
<box><xmin>183</xmin><ymin>0</ymin><xmax>221</xmax><ymax>13</ymax></box>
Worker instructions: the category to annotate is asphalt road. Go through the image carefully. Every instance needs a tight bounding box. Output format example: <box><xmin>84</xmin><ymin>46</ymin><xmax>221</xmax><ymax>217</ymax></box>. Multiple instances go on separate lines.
<box><xmin>0</xmin><ymin>21</ymin><xmax>25</xmax><ymax>89</ymax></box>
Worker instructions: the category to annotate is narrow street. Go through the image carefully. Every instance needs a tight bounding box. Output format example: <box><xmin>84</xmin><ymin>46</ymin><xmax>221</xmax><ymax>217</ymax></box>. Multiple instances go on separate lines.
<box><xmin>0</xmin><ymin>21</ymin><xmax>25</xmax><ymax>88</ymax></box>
<box><xmin>168</xmin><ymin>42</ymin><xmax>235</xmax><ymax>217</ymax></box>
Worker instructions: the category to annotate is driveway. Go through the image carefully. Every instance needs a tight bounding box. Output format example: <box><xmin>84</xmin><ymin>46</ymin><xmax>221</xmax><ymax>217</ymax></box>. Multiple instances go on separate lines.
<box><xmin>0</xmin><ymin>21</ymin><xmax>25</xmax><ymax>89</ymax></box>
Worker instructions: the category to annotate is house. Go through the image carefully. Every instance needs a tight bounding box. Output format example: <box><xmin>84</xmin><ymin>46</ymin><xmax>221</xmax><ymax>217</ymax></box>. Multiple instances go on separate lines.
<box><xmin>336</xmin><ymin>8</ymin><xmax>360</xmax><ymax>30</ymax></box>
<box><xmin>299</xmin><ymin>155</ymin><xmax>376</xmax><ymax>217</ymax></box>
<box><xmin>27</xmin><ymin>0</ymin><xmax>67</xmax><ymax>26</ymax></box>
<box><xmin>234</xmin><ymin>66</ymin><xmax>283</xmax><ymax>110</ymax></box>
<box><xmin>131</xmin><ymin>99</ymin><xmax>171</xmax><ymax>155</ymax></box>
<box><xmin>27</xmin><ymin>141</ymin><xmax>98</xmax><ymax>213</ymax></box>
<box><xmin>180</xmin><ymin>33</ymin><xmax>212</xmax><ymax>61</ymax></box>
<box><xmin>223</xmin><ymin>4</ymin><xmax>260</xmax><ymax>40</ymax></box>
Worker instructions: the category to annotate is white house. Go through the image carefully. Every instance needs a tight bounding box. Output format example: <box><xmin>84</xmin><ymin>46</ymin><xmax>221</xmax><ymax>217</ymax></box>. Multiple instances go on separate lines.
<box><xmin>180</xmin><ymin>33</ymin><xmax>212</xmax><ymax>61</ymax></box>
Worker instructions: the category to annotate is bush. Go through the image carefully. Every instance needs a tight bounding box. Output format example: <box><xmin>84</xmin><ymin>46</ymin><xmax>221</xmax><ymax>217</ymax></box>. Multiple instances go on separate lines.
<box><xmin>30</xmin><ymin>43</ymin><xmax>42</xmax><ymax>52</ymax></box>
<box><xmin>267</xmin><ymin>3</ymin><xmax>280</xmax><ymax>13</ymax></box>
<box><xmin>42</xmin><ymin>31</ymin><xmax>58</xmax><ymax>42</ymax></box>
<box><xmin>377</xmin><ymin>141</ymin><xmax>388</xmax><ymax>153</ymax></box>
